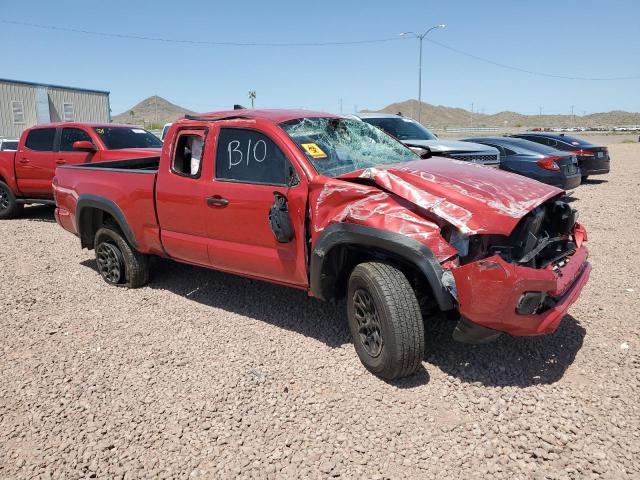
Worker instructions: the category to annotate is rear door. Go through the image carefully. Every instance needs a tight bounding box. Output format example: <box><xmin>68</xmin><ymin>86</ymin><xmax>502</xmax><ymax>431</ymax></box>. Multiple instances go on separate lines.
<box><xmin>155</xmin><ymin>127</ymin><xmax>211</xmax><ymax>265</ymax></box>
<box><xmin>15</xmin><ymin>127</ymin><xmax>58</xmax><ymax>197</ymax></box>
<box><xmin>58</xmin><ymin>127</ymin><xmax>96</xmax><ymax>166</ymax></box>
<box><xmin>204</xmin><ymin>126</ymin><xmax>309</xmax><ymax>287</ymax></box>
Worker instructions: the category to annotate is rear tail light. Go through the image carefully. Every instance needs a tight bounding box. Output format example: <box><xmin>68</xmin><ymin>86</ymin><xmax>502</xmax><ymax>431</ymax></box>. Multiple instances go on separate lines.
<box><xmin>537</xmin><ymin>156</ymin><xmax>561</xmax><ymax>171</ymax></box>
<box><xmin>570</xmin><ymin>149</ymin><xmax>595</xmax><ymax>157</ymax></box>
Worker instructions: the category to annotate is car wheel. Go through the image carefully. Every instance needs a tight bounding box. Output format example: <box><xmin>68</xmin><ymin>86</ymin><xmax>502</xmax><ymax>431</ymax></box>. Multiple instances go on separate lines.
<box><xmin>94</xmin><ymin>227</ymin><xmax>149</xmax><ymax>288</ymax></box>
<box><xmin>347</xmin><ymin>262</ymin><xmax>425</xmax><ymax>380</ymax></box>
<box><xmin>0</xmin><ymin>181</ymin><xmax>24</xmax><ymax>220</ymax></box>
<box><xmin>581</xmin><ymin>175</ymin><xmax>589</xmax><ymax>182</ymax></box>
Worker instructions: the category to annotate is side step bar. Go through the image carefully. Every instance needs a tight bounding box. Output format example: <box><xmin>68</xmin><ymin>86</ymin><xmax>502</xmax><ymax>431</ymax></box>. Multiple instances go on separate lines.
<box><xmin>16</xmin><ymin>199</ymin><xmax>56</xmax><ymax>206</ymax></box>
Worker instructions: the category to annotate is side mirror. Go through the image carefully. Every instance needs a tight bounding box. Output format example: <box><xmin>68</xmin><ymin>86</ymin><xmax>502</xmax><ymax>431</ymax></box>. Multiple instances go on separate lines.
<box><xmin>409</xmin><ymin>145</ymin><xmax>432</xmax><ymax>159</ymax></box>
<box><xmin>73</xmin><ymin>140</ymin><xmax>96</xmax><ymax>152</ymax></box>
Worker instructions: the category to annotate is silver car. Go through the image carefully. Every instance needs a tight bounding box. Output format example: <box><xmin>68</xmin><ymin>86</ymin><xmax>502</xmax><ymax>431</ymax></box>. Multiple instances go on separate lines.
<box><xmin>349</xmin><ymin>113</ymin><xmax>500</xmax><ymax>168</ymax></box>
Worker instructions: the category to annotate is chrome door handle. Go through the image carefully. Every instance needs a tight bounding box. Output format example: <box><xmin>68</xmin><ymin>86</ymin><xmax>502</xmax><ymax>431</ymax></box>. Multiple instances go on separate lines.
<box><xmin>56</xmin><ymin>159</ymin><xmax>66</xmax><ymax>165</ymax></box>
<box><xmin>206</xmin><ymin>196</ymin><xmax>229</xmax><ymax>207</ymax></box>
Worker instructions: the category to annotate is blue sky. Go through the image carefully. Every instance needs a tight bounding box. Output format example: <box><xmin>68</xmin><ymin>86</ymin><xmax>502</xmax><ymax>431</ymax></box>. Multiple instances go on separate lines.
<box><xmin>1</xmin><ymin>0</ymin><xmax>638</xmax><ymax>116</ymax></box>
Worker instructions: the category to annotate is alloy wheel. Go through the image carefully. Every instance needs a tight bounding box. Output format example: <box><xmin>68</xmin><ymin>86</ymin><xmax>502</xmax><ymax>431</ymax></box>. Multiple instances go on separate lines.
<box><xmin>96</xmin><ymin>242</ymin><xmax>124</xmax><ymax>284</ymax></box>
<box><xmin>352</xmin><ymin>288</ymin><xmax>383</xmax><ymax>357</ymax></box>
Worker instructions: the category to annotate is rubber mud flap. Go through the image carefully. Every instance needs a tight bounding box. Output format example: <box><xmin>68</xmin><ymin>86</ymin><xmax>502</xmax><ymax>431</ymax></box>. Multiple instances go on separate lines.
<box><xmin>452</xmin><ymin>316</ymin><xmax>502</xmax><ymax>344</ymax></box>
<box><xmin>269</xmin><ymin>192</ymin><xmax>294</xmax><ymax>243</ymax></box>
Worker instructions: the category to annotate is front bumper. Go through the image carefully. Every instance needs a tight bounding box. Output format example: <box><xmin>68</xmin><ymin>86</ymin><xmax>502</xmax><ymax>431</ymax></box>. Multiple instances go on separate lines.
<box><xmin>451</xmin><ymin>245</ymin><xmax>591</xmax><ymax>338</ymax></box>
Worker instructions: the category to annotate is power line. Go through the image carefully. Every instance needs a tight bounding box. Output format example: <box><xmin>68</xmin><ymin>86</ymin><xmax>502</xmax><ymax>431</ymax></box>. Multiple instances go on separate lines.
<box><xmin>4</xmin><ymin>19</ymin><xmax>640</xmax><ymax>81</ymax></box>
<box><xmin>426</xmin><ymin>38</ymin><xmax>640</xmax><ymax>81</ymax></box>
<box><xmin>0</xmin><ymin>20</ymin><xmax>409</xmax><ymax>47</ymax></box>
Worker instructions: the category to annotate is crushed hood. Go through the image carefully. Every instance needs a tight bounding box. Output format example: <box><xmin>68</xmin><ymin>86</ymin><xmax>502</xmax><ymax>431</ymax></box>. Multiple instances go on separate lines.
<box><xmin>338</xmin><ymin>158</ymin><xmax>563</xmax><ymax>235</ymax></box>
<box><xmin>401</xmin><ymin>139</ymin><xmax>497</xmax><ymax>154</ymax></box>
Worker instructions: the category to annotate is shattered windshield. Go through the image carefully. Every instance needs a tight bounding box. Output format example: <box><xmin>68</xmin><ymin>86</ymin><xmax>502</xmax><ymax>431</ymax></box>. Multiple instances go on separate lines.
<box><xmin>280</xmin><ymin>117</ymin><xmax>419</xmax><ymax>177</ymax></box>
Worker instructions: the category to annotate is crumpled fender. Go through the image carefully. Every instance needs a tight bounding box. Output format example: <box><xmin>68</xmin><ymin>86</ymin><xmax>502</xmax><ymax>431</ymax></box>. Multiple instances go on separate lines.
<box><xmin>309</xmin><ymin>177</ymin><xmax>457</xmax><ymax>262</ymax></box>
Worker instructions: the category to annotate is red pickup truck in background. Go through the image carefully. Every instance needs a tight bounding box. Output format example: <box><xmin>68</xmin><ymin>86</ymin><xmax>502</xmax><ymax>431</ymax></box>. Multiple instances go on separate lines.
<box><xmin>53</xmin><ymin>110</ymin><xmax>591</xmax><ymax>379</ymax></box>
<box><xmin>0</xmin><ymin>123</ymin><xmax>162</xmax><ymax>219</ymax></box>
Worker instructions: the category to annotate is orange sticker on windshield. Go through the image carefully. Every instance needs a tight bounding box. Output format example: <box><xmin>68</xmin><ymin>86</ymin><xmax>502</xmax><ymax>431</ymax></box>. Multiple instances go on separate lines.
<box><xmin>301</xmin><ymin>143</ymin><xmax>327</xmax><ymax>159</ymax></box>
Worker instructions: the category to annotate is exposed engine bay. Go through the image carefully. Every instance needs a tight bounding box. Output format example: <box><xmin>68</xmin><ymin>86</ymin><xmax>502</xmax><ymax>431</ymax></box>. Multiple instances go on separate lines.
<box><xmin>456</xmin><ymin>200</ymin><xmax>579</xmax><ymax>269</ymax></box>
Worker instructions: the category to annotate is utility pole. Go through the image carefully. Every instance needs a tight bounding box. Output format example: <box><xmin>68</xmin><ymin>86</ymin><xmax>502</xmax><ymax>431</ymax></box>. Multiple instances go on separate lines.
<box><xmin>570</xmin><ymin>105</ymin><xmax>575</xmax><ymax>127</ymax></box>
<box><xmin>249</xmin><ymin>91</ymin><xmax>256</xmax><ymax>108</ymax></box>
<box><xmin>400</xmin><ymin>24</ymin><xmax>446</xmax><ymax>124</ymax></box>
<box><xmin>470</xmin><ymin>102</ymin><xmax>474</xmax><ymax>127</ymax></box>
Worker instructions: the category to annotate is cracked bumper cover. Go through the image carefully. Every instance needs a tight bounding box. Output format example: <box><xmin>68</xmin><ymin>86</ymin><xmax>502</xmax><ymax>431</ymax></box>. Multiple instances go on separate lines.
<box><xmin>451</xmin><ymin>245</ymin><xmax>591</xmax><ymax>339</ymax></box>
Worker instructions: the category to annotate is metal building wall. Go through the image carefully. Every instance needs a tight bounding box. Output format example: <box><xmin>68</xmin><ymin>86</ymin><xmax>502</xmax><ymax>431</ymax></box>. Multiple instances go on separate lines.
<box><xmin>1</xmin><ymin>80</ymin><xmax>110</xmax><ymax>139</ymax></box>
<box><xmin>0</xmin><ymin>81</ymin><xmax>37</xmax><ymax>138</ymax></box>
<box><xmin>47</xmin><ymin>88</ymin><xmax>109</xmax><ymax>124</ymax></box>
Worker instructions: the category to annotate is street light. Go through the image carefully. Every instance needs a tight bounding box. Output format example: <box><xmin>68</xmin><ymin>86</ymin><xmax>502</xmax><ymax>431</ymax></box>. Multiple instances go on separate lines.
<box><xmin>400</xmin><ymin>24</ymin><xmax>446</xmax><ymax>123</ymax></box>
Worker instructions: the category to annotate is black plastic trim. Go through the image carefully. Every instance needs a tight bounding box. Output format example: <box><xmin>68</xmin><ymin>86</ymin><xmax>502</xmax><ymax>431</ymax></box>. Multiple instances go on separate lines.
<box><xmin>452</xmin><ymin>317</ymin><xmax>502</xmax><ymax>344</ymax></box>
<box><xmin>16</xmin><ymin>199</ymin><xmax>56</xmax><ymax>205</ymax></box>
<box><xmin>76</xmin><ymin>195</ymin><xmax>137</xmax><ymax>248</ymax></box>
<box><xmin>310</xmin><ymin>223</ymin><xmax>454</xmax><ymax>310</ymax></box>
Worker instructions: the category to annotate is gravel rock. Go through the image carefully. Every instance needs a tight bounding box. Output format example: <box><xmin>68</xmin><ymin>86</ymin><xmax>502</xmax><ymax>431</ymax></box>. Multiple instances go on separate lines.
<box><xmin>0</xmin><ymin>143</ymin><xmax>639</xmax><ymax>478</ymax></box>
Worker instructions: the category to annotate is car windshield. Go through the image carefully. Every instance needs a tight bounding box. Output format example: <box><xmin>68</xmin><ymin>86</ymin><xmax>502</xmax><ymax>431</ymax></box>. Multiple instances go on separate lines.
<box><xmin>93</xmin><ymin>127</ymin><xmax>163</xmax><ymax>150</ymax></box>
<box><xmin>281</xmin><ymin>117</ymin><xmax>419</xmax><ymax>177</ymax></box>
<box><xmin>362</xmin><ymin>117</ymin><xmax>438</xmax><ymax>141</ymax></box>
<box><xmin>1</xmin><ymin>141</ymin><xmax>18</xmax><ymax>151</ymax></box>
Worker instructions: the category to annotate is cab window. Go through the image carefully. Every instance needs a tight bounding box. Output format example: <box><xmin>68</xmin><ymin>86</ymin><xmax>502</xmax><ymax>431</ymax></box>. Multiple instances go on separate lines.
<box><xmin>215</xmin><ymin>128</ymin><xmax>290</xmax><ymax>185</ymax></box>
<box><xmin>172</xmin><ymin>132</ymin><xmax>205</xmax><ymax>178</ymax></box>
<box><xmin>60</xmin><ymin>128</ymin><xmax>93</xmax><ymax>151</ymax></box>
<box><xmin>24</xmin><ymin>128</ymin><xmax>55</xmax><ymax>151</ymax></box>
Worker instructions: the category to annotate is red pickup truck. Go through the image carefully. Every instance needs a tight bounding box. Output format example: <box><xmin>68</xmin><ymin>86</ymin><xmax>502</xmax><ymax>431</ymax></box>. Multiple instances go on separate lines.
<box><xmin>53</xmin><ymin>110</ymin><xmax>591</xmax><ymax>379</ymax></box>
<box><xmin>0</xmin><ymin>123</ymin><xmax>162</xmax><ymax>219</ymax></box>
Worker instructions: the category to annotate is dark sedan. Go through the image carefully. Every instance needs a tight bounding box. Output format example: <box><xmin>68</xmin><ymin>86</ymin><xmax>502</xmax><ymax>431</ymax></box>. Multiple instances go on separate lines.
<box><xmin>461</xmin><ymin>136</ymin><xmax>582</xmax><ymax>190</ymax></box>
<box><xmin>509</xmin><ymin>133</ymin><xmax>609</xmax><ymax>181</ymax></box>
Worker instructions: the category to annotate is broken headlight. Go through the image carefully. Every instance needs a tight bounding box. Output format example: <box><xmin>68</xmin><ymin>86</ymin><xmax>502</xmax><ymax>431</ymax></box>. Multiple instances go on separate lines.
<box><xmin>448</xmin><ymin>229</ymin><xmax>470</xmax><ymax>257</ymax></box>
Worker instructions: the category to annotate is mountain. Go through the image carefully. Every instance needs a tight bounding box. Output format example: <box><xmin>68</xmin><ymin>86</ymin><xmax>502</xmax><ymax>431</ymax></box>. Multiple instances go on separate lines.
<box><xmin>367</xmin><ymin>99</ymin><xmax>640</xmax><ymax>128</ymax></box>
<box><xmin>113</xmin><ymin>96</ymin><xmax>195</xmax><ymax>126</ymax></box>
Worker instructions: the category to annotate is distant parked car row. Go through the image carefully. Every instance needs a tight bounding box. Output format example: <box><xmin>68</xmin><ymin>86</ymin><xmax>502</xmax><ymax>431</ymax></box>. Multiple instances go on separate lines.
<box><xmin>351</xmin><ymin>113</ymin><xmax>609</xmax><ymax>189</ymax></box>
<box><xmin>347</xmin><ymin>114</ymin><xmax>501</xmax><ymax>168</ymax></box>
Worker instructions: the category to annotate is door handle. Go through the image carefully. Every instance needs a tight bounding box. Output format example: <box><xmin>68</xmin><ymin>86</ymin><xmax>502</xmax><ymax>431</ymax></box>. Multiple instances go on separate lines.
<box><xmin>19</xmin><ymin>158</ymin><xmax>29</xmax><ymax>164</ymax></box>
<box><xmin>56</xmin><ymin>159</ymin><xmax>66</xmax><ymax>165</ymax></box>
<box><xmin>206</xmin><ymin>196</ymin><xmax>229</xmax><ymax>207</ymax></box>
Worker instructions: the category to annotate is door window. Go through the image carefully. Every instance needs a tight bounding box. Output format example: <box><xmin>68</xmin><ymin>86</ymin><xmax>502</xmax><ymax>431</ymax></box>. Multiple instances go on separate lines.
<box><xmin>215</xmin><ymin>128</ymin><xmax>289</xmax><ymax>185</ymax></box>
<box><xmin>172</xmin><ymin>132</ymin><xmax>205</xmax><ymax>178</ymax></box>
<box><xmin>24</xmin><ymin>128</ymin><xmax>56</xmax><ymax>151</ymax></box>
<box><xmin>60</xmin><ymin>128</ymin><xmax>93</xmax><ymax>151</ymax></box>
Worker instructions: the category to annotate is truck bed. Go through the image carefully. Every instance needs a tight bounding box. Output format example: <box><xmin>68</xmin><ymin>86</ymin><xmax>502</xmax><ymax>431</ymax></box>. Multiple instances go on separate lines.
<box><xmin>62</xmin><ymin>155</ymin><xmax>160</xmax><ymax>172</ymax></box>
<box><xmin>54</xmin><ymin>156</ymin><xmax>163</xmax><ymax>255</ymax></box>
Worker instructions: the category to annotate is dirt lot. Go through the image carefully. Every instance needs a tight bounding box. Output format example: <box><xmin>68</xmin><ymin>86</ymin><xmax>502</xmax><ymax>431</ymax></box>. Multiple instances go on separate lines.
<box><xmin>1</xmin><ymin>144</ymin><xmax>638</xmax><ymax>479</ymax></box>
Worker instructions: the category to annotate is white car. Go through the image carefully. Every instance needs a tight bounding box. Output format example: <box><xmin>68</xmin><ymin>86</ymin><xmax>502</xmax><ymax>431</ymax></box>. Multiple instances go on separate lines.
<box><xmin>348</xmin><ymin>114</ymin><xmax>500</xmax><ymax>167</ymax></box>
<box><xmin>0</xmin><ymin>138</ymin><xmax>19</xmax><ymax>151</ymax></box>
<box><xmin>161</xmin><ymin>123</ymin><xmax>172</xmax><ymax>142</ymax></box>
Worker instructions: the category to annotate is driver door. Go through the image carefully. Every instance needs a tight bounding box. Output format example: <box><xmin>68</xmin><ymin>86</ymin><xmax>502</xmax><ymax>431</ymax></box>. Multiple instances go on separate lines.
<box><xmin>203</xmin><ymin>126</ymin><xmax>309</xmax><ymax>287</ymax></box>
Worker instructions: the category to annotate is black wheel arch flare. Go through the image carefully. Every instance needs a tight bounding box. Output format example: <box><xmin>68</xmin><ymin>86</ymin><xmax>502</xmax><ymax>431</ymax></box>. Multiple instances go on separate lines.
<box><xmin>75</xmin><ymin>195</ymin><xmax>137</xmax><ymax>250</ymax></box>
<box><xmin>310</xmin><ymin>223</ymin><xmax>454</xmax><ymax>311</ymax></box>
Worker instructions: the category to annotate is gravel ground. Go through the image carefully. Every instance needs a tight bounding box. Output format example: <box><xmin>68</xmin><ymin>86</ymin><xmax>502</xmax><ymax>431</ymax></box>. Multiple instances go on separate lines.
<box><xmin>1</xmin><ymin>143</ymin><xmax>638</xmax><ymax>479</ymax></box>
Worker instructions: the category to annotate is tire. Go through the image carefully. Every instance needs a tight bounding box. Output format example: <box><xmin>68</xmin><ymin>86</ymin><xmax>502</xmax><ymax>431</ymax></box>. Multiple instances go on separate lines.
<box><xmin>347</xmin><ymin>262</ymin><xmax>425</xmax><ymax>380</ymax></box>
<box><xmin>94</xmin><ymin>227</ymin><xmax>149</xmax><ymax>288</ymax></box>
<box><xmin>0</xmin><ymin>181</ymin><xmax>24</xmax><ymax>220</ymax></box>
<box><xmin>581</xmin><ymin>175</ymin><xmax>589</xmax><ymax>182</ymax></box>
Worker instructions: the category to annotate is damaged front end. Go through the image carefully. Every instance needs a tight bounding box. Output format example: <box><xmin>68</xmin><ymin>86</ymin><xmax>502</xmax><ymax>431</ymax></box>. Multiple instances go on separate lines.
<box><xmin>449</xmin><ymin>199</ymin><xmax>590</xmax><ymax>343</ymax></box>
